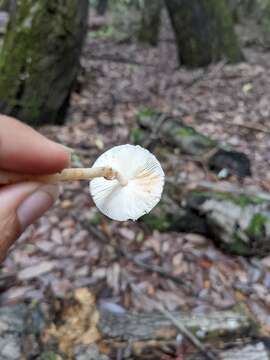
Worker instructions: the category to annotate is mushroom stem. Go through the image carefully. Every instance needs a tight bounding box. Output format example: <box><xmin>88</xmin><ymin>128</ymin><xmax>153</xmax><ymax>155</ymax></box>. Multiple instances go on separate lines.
<box><xmin>0</xmin><ymin>167</ymin><xmax>128</xmax><ymax>186</ymax></box>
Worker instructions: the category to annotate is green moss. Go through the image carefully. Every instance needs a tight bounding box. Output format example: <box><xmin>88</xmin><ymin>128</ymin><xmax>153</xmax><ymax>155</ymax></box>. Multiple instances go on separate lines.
<box><xmin>166</xmin><ymin>0</ymin><xmax>243</xmax><ymax>68</ymax></box>
<box><xmin>137</xmin><ymin>0</ymin><xmax>161</xmax><ymax>46</ymax></box>
<box><xmin>89</xmin><ymin>25</ymin><xmax>114</xmax><ymax>38</ymax></box>
<box><xmin>130</xmin><ymin>127</ymin><xmax>145</xmax><ymax>145</ymax></box>
<box><xmin>0</xmin><ymin>0</ymin><xmax>87</xmax><ymax>125</ymax></box>
<box><xmin>40</xmin><ymin>352</ymin><xmax>58</xmax><ymax>360</ymax></box>
<box><xmin>90</xmin><ymin>212</ymin><xmax>102</xmax><ymax>226</ymax></box>
<box><xmin>191</xmin><ymin>191</ymin><xmax>266</xmax><ymax>207</ymax></box>
<box><xmin>142</xmin><ymin>212</ymin><xmax>171</xmax><ymax>232</ymax></box>
<box><xmin>226</xmin><ymin>236</ymin><xmax>250</xmax><ymax>255</ymax></box>
<box><xmin>176</xmin><ymin>127</ymin><xmax>195</xmax><ymax>137</ymax></box>
<box><xmin>136</xmin><ymin>107</ymin><xmax>158</xmax><ymax>121</ymax></box>
<box><xmin>247</xmin><ymin>214</ymin><xmax>268</xmax><ymax>238</ymax></box>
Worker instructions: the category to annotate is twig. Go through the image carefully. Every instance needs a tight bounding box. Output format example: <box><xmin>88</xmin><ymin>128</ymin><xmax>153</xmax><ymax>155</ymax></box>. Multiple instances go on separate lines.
<box><xmin>128</xmin><ymin>277</ymin><xmax>219</xmax><ymax>360</ymax></box>
<box><xmin>229</xmin><ymin>122</ymin><xmax>270</xmax><ymax>135</ymax></box>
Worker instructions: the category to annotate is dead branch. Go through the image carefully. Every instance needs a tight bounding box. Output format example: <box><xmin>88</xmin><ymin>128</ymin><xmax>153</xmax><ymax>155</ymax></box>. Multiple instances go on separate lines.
<box><xmin>112</xmin><ymin>274</ymin><xmax>222</xmax><ymax>360</ymax></box>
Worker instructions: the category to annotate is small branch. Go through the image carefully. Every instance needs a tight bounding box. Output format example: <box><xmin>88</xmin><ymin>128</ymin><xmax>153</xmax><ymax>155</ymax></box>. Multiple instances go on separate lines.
<box><xmin>128</xmin><ymin>278</ymin><xmax>219</xmax><ymax>360</ymax></box>
<box><xmin>229</xmin><ymin>122</ymin><xmax>270</xmax><ymax>135</ymax></box>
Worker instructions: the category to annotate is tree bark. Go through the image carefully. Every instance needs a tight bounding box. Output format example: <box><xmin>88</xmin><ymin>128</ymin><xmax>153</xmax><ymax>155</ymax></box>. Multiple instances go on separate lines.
<box><xmin>99</xmin><ymin>308</ymin><xmax>253</xmax><ymax>341</ymax></box>
<box><xmin>96</xmin><ymin>0</ymin><xmax>108</xmax><ymax>16</ymax></box>
<box><xmin>138</xmin><ymin>0</ymin><xmax>162</xmax><ymax>46</ymax></box>
<box><xmin>0</xmin><ymin>0</ymin><xmax>89</xmax><ymax>126</ymax></box>
<box><xmin>165</xmin><ymin>0</ymin><xmax>243</xmax><ymax>67</ymax></box>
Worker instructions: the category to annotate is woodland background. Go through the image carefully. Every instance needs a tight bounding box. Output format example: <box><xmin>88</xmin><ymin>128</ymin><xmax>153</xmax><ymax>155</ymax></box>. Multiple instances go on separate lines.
<box><xmin>1</xmin><ymin>0</ymin><xmax>270</xmax><ymax>359</ymax></box>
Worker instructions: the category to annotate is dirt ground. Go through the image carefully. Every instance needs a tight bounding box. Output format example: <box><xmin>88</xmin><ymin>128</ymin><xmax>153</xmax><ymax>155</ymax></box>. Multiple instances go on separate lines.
<box><xmin>1</xmin><ymin>11</ymin><xmax>270</xmax><ymax>350</ymax></box>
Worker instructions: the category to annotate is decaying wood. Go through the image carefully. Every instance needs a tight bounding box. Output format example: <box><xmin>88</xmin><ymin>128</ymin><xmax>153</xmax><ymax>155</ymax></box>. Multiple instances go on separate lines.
<box><xmin>98</xmin><ymin>307</ymin><xmax>269</xmax><ymax>359</ymax></box>
<box><xmin>219</xmin><ymin>343</ymin><xmax>269</xmax><ymax>360</ymax></box>
<box><xmin>0</xmin><ymin>299</ymin><xmax>268</xmax><ymax>360</ymax></box>
<box><xmin>143</xmin><ymin>180</ymin><xmax>270</xmax><ymax>256</ymax></box>
<box><xmin>133</xmin><ymin>111</ymin><xmax>251</xmax><ymax>177</ymax></box>
<box><xmin>99</xmin><ymin>308</ymin><xmax>253</xmax><ymax>341</ymax></box>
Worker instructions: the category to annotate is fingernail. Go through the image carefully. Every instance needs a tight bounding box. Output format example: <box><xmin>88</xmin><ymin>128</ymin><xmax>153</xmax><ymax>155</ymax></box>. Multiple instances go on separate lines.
<box><xmin>62</xmin><ymin>146</ymin><xmax>74</xmax><ymax>166</ymax></box>
<box><xmin>62</xmin><ymin>145</ymin><xmax>75</xmax><ymax>153</ymax></box>
<box><xmin>17</xmin><ymin>184</ymin><xmax>59</xmax><ymax>231</ymax></box>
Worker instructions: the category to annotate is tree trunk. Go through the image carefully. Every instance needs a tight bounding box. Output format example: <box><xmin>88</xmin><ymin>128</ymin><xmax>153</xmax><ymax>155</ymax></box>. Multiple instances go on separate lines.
<box><xmin>165</xmin><ymin>0</ymin><xmax>243</xmax><ymax>67</ymax></box>
<box><xmin>96</xmin><ymin>0</ymin><xmax>108</xmax><ymax>16</ymax></box>
<box><xmin>0</xmin><ymin>0</ymin><xmax>89</xmax><ymax>126</ymax></box>
<box><xmin>138</xmin><ymin>0</ymin><xmax>162</xmax><ymax>46</ymax></box>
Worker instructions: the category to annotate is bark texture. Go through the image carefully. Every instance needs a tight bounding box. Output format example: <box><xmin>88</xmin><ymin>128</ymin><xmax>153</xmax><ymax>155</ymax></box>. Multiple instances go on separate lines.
<box><xmin>138</xmin><ymin>0</ymin><xmax>162</xmax><ymax>46</ymax></box>
<box><xmin>99</xmin><ymin>308</ymin><xmax>253</xmax><ymax>341</ymax></box>
<box><xmin>165</xmin><ymin>0</ymin><xmax>243</xmax><ymax>67</ymax></box>
<box><xmin>0</xmin><ymin>0</ymin><xmax>89</xmax><ymax>126</ymax></box>
<box><xmin>0</xmin><ymin>302</ymin><xmax>264</xmax><ymax>360</ymax></box>
<box><xmin>96</xmin><ymin>0</ymin><xmax>108</xmax><ymax>16</ymax></box>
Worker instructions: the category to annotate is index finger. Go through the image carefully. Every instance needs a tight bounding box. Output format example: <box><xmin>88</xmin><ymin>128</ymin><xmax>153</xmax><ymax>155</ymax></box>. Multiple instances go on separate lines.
<box><xmin>0</xmin><ymin>115</ymin><xmax>70</xmax><ymax>174</ymax></box>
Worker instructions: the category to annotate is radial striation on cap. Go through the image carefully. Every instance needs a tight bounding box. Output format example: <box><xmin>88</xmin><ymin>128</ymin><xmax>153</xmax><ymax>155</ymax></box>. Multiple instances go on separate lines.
<box><xmin>89</xmin><ymin>144</ymin><xmax>165</xmax><ymax>221</ymax></box>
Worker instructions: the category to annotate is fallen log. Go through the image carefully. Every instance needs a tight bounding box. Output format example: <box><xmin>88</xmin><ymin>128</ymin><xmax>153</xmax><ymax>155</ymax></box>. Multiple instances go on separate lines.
<box><xmin>131</xmin><ymin>110</ymin><xmax>251</xmax><ymax>178</ymax></box>
<box><xmin>143</xmin><ymin>181</ymin><xmax>270</xmax><ymax>256</ymax></box>
<box><xmin>0</xmin><ymin>291</ymin><xmax>268</xmax><ymax>360</ymax></box>
<box><xmin>99</xmin><ymin>308</ymin><xmax>253</xmax><ymax>341</ymax></box>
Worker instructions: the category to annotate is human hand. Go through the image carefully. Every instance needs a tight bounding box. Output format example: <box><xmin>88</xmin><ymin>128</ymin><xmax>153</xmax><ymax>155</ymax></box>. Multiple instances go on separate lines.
<box><xmin>0</xmin><ymin>115</ymin><xmax>70</xmax><ymax>262</ymax></box>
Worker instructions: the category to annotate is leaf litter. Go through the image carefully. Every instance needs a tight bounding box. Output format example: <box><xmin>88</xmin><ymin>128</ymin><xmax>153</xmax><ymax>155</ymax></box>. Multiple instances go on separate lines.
<box><xmin>1</xmin><ymin>10</ymin><xmax>270</xmax><ymax>358</ymax></box>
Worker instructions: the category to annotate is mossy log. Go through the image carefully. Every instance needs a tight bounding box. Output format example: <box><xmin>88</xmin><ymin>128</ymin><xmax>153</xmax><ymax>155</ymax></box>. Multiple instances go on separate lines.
<box><xmin>137</xmin><ymin>0</ymin><xmax>162</xmax><ymax>46</ymax></box>
<box><xmin>143</xmin><ymin>182</ymin><xmax>270</xmax><ymax>256</ymax></box>
<box><xmin>131</xmin><ymin>112</ymin><xmax>270</xmax><ymax>256</ymax></box>
<box><xmin>0</xmin><ymin>0</ymin><xmax>88</xmax><ymax>126</ymax></box>
<box><xmin>165</xmin><ymin>0</ymin><xmax>243</xmax><ymax>67</ymax></box>
<box><xmin>132</xmin><ymin>110</ymin><xmax>251</xmax><ymax>177</ymax></box>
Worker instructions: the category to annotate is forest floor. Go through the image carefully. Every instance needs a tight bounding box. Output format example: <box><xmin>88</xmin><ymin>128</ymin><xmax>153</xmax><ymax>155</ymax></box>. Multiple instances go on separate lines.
<box><xmin>2</xmin><ymin>11</ymin><xmax>270</xmax><ymax>359</ymax></box>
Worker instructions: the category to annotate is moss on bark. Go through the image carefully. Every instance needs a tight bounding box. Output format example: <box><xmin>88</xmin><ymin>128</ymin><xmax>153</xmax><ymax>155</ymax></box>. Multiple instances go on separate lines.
<box><xmin>0</xmin><ymin>0</ymin><xmax>88</xmax><ymax>126</ymax></box>
<box><xmin>137</xmin><ymin>0</ymin><xmax>162</xmax><ymax>46</ymax></box>
<box><xmin>165</xmin><ymin>0</ymin><xmax>244</xmax><ymax>67</ymax></box>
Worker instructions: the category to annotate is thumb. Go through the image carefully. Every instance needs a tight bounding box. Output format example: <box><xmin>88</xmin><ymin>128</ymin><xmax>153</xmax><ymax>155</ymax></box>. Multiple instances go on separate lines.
<box><xmin>0</xmin><ymin>182</ymin><xmax>59</xmax><ymax>262</ymax></box>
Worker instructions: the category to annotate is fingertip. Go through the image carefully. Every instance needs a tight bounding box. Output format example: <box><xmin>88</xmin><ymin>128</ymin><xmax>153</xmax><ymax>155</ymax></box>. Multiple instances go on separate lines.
<box><xmin>49</xmin><ymin>140</ymin><xmax>72</xmax><ymax>169</ymax></box>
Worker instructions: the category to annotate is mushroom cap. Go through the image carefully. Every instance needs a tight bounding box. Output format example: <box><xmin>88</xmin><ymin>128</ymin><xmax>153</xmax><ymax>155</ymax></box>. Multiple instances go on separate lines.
<box><xmin>90</xmin><ymin>144</ymin><xmax>165</xmax><ymax>221</ymax></box>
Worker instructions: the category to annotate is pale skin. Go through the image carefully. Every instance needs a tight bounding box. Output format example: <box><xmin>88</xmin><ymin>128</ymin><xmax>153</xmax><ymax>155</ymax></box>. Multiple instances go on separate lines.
<box><xmin>0</xmin><ymin>115</ymin><xmax>70</xmax><ymax>262</ymax></box>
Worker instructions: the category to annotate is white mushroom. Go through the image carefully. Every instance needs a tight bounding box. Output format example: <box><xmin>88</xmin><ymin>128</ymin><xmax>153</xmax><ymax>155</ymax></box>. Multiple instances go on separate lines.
<box><xmin>90</xmin><ymin>144</ymin><xmax>165</xmax><ymax>221</ymax></box>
